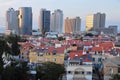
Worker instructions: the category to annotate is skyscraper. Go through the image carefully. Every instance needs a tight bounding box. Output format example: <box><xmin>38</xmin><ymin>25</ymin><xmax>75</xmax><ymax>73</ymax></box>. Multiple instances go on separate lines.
<box><xmin>18</xmin><ymin>7</ymin><xmax>32</xmax><ymax>35</ymax></box>
<box><xmin>94</xmin><ymin>13</ymin><xmax>106</xmax><ymax>30</ymax></box>
<box><xmin>86</xmin><ymin>14</ymin><xmax>94</xmax><ymax>31</ymax></box>
<box><xmin>6</xmin><ymin>8</ymin><xmax>19</xmax><ymax>35</ymax></box>
<box><xmin>74</xmin><ymin>17</ymin><xmax>81</xmax><ymax>33</ymax></box>
<box><xmin>50</xmin><ymin>9</ymin><xmax>63</xmax><ymax>33</ymax></box>
<box><xmin>64</xmin><ymin>17</ymin><xmax>81</xmax><ymax>33</ymax></box>
<box><xmin>39</xmin><ymin>9</ymin><xmax>50</xmax><ymax>32</ymax></box>
<box><xmin>86</xmin><ymin>13</ymin><xmax>106</xmax><ymax>31</ymax></box>
<box><xmin>64</xmin><ymin>17</ymin><xmax>73</xmax><ymax>33</ymax></box>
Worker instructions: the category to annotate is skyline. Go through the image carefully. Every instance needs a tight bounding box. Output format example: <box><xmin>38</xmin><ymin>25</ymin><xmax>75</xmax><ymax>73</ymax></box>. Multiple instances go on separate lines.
<box><xmin>0</xmin><ymin>0</ymin><xmax>120</xmax><ymax>32</ymax></box>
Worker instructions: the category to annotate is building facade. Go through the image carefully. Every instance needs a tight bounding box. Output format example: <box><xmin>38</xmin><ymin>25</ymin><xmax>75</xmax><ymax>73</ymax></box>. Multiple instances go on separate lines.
<box><xmin>66</xmin><ymin>53</ymin><xmax>93</xmax><ymax>80</ymax></box>
<box><xmin>74</xmin><ymin>17</ymin><xmax>81</xmax><ymax>33</ymax></box>
<box><xmin>64</xmin><ymin>17</ymin><xmax>81</xmax><ymax>33</ymax></box>
<box><xmin>108</xmin><ymin>25</ymin><xmax>118</xmax><ymax>35</ymax></box>
<box><xmin>86</xmin><ymin>13</ymin><xmax>106</xmax><ymax>31</ymax></box>
<box><xmin>94</xmin><ymin>13</ymin><xmax>106</xmax><ymax>30</ymax></box>
<box><xmin>39</xmin><ymin>9</ymin><xmax>50</xmax><ymax>32</ymax></box>
<box><xmin>6</xmin><ymin>8</ymin><xmax>19</xmax><ymax>35</ymax></box>
<box><xmin>86</xmin><ymin>14</ymin><xmax>94</xmax><ymax>31</ymax></box>
<box><xmin>50</xmin><ymin>9</ymin><xmax>63</xmax><ymax>33</ymax></box>
<box><xmin>64</xmin><ymin>17</ymin><xmax>74</xmax><ymax>33</ymax></box>
<box><xmin>18</xmin><ymin>7</ymin><xmax>32</xmax><ymax>35</ymax></box>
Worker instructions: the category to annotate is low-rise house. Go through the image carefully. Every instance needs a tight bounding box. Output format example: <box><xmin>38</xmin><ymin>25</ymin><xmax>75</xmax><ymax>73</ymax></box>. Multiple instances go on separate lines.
<box><xmin>20</xmin><ymin>42</ymin><xmax>35</xmax><ymax>61</ymax></box>
<box><xmin>103</xmin><ymin>57</ymin><xmax>120</xmax><ymax>80</ymax></box>
<box><xmin>90</xmin><ymin>46</ymin><xmax>104</xmax><ymax>68</ymax></box>
<box><xmin>29</xmin><ymin>46</ymin><xmax>65</xmax><ymax>64</ymax></box>
<box><xmin>66</xmin><ymin>50</ymin><xmax>92</xmax><ymax>80</ymax></box>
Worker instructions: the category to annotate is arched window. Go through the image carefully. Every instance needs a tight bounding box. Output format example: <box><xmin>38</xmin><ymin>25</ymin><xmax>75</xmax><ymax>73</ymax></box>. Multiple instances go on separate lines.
<box><xmin>109</xmin><ymin>68</ymin><xmax>113</xmax><ymax>74</ymax></box>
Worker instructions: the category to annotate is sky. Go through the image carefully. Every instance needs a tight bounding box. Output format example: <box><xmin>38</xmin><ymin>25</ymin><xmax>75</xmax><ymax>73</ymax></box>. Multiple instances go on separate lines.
<box><xmin>0</xmin><ymin>0</ymin><xmax>120</xmax><ymax>32</ymax></box>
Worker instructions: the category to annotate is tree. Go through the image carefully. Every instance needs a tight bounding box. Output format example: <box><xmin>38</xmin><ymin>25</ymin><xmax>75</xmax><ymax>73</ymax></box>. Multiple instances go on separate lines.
<box><xmin>0</xmin><ymin>39</ymin><xmax>11</xmax><ymax>75</ymax></box>
<box><xmin>0</xmin><ymin>35</ymin><xmax>29</xmax><ymax>80</ymax></box>
<box><xmin>42</xmin><ymin>28</ymin><xmax>46</xmax><ymax>38</ymax></box>
<box><xmin>85</xmin><ymin>33</ymin><xmax>94</xmax><ymax>37</ymax></box>
<box><xmin>58</xmin><ymin>36</ymin><xmax>65</xmax><ymax>41</ymax></box>
<box><xmin>5</xmin><ymin>35</ymin><xmax>20</xmax><ymax>56</ymax></box>
<box><xmin>1</xmin><ymin>61</ymin><xmax>29</xmax><ymax>80</ymax></box>
<box><xmin>36</xmin><ymin>62</ymin><xmax>65</xmax><ymax>80</ymax></box>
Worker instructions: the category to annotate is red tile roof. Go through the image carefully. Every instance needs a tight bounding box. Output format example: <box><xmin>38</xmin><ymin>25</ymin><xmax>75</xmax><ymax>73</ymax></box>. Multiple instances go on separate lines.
<box><xmin>23</xmin><ymin>42</ymin><xmax>35</xmax><ymax>49</ymax></box>
<box><xmin>91</xmin><ymin>46</ymin><xmax>103</xmax><ymax>52</ymax></box>
<box><xmin>99</xmin><ymin>42</ymin><xmax>114</xmax><ymax>53</ymax></box>
<box><xmin>47</xmin><ymin>46</ymin><xmax>65</xmax><ymax>53</ymax></box>
<box><xmin>83</xmin><ymin>41</ymin><xmax>93</xmax><ymax>46</ymax></box>
<box><xmin>83</xmin><ymin>59</ymin><xmax>92</xmax><ymax>62</ymax></box>
<box><xmin>116</xmin><ymin>48</ymin><xmax>120</xmax><ymax>52</ymax></box>
<box><xmin>69</xmin><ymin>50</ymin><xmax>83</xmax><ymax>59</ymax></box>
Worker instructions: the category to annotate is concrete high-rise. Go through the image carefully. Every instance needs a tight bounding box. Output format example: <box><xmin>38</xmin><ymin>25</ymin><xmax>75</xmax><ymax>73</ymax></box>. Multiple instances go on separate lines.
<box><xmin>86</xmin><ymin>13</ymin><xmax>106</xmax><ymax>31</ymax></box>
<box><xmin>74</xmin><ymin>17</ymin><xmax>81</xmax><ymax>33</ymax></box>
<box><xmin>94</xmin><ymin>13</ymin><xmax>106</xmax><ymax>30</ymax></box>
<box><xmin>64</xmin><ymin>17</ymin><xmax>73</xmax><ymax>33</ymax></box>
<box><xmin>39</xmin><ymin>9</ymin><xmax>50</xmax><ymax>32</ymax></box>
<box><xmin>50</xmin><ymin>9</ymin><xmax>63</xmax><ymax>33</ymax></box>
<box><xmin>6</xmin><ymin>8</ymin><xmax>19</xmax><ymax>35</ymax></box>
<box><xmin>64</xmin><ymin>17</ymin><xmax>81</xmax><ymax>33</ymax></box>
<box><xmin>18</xmin><ymin>7</ymin><xmax>32</xmax><ymax>35</ymax></box>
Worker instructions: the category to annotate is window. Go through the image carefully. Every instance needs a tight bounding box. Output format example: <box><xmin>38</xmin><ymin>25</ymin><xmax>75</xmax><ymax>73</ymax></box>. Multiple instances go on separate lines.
<box><xmin>79</xmin><ymin>71</ymin><xmax>84</xmax><ymax>74</ymax></box>
<box><xmin>46</xmin><ymin>58</ymin><xmax>49</xmax><ymax>61</ymax></box>
<box><xmin>74</xmin><ymin>71</ymin><xmax>79</xmax><ymax>74</ymax></box>
<box><xmin>98</xmin><ymin>58</ymin><xmax>102</xmax><ymax>62</ymax></box>
<box><xmin>109</xmin><ymin>68</ymin><xmax>113</xmax><ymax>74</ymax></box>
<box><xmin>68</xmin><ymin>71</ymin><xmax>72</xmax><ymax>74</ymax></box>
<box><xmin>92</xmin><ymin>58</ymin><xmax>95</xmax><ymax>62</ymax></box>
<box><xmin>95</xmin><ymin>51</ymin><xmax>97</xmax><ymax>55</ymax></box>
<box><xmin>60</xmin><ymin>59</ymin><xmax>63</xmax><ymax>62</ymax></box>
<box><xmin>39</xmin><ymin>57</ymin><xmax>43</xmax><ymax>61</ymax></box>
<box><xmin>118</xmin><ymin>65</ymin><xmax>120</xmax><ymax>73</ymax></box>
<box><xmin>53</xmin><ymin>58</ymin><xmax>56</xmax><ymax>62</ymax></box>
<box><xmin>86</xmin><ymin>71</ymin><xmax>92</xmax><ymax>75</ymax></box>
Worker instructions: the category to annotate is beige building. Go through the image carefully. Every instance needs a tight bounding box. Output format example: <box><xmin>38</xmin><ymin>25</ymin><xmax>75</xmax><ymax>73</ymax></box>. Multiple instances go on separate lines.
<box><xmin>64</xmin><ymin>17</ymin><xmax>74</xmax><ymax>33</ymax></box>
<box><xmin>29</xmin><ymin>47</ymin><xmax>65</xmax><ymax>64</ymax></box>
<box><xmin>64</xmin><ymin>17</ymin><xmax>81</xmax><ymax>33</ymax></box>
<box><xmin>29</xmin><ymin>52</ymin><xmax>39</xmax><ymax>63</ymax></box>
<box><xmin>103</xmin><ymin>57</ymin><xmax>120</xmax><ymax>80</ymax></box>
<box><xmin>86</xmin><ymin>14</ymin><xmax>94</xmax><ymax>31</ymax></box>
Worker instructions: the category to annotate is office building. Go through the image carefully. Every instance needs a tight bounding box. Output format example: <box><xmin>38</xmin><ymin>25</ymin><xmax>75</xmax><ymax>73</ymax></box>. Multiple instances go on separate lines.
<box><xmin>86</xmin><ymin>13</ymin><xmax>106</xmax><ymax>31</ymax></box>
<box><xmin>18</xmin><ymin>7</ymin><xmax>32</xmax><ymax>35</ymax></box>
<box><xmin>50</xmin><ymin>9</ymin><xmax>63</xmax><ymax>33</ymax></box>
<box><xmin>109</xmin><ymin>25</ymin><xmax>118</xmax><ymax>34</ymax></box>
<box><xmin>39</xmin><ymin>9</ymin><xmax>50</xmax><ymax>32</ymax></box>
<box><xmin>6</xmin><ymin>8</ymin><xmax>19</xmax><ymax>35</ymax></box>
<box><xmin>94</xmin><ymin>13</ymin><xmax>106</xmax><ymax>30</ymax></box>
<box><xmin>86</xmin><ymin>14</ymin><xmax>94</xmax><ymax>31</ymax></box>
<box><xmin>64</xmin><ymin>17</ymin><xmax>81</xmax><ymax>33</ymax></box>
<box><xmin>73</xmin><ymin>17</ymin><xmax>81</xmax><ymax>33</ymax></box>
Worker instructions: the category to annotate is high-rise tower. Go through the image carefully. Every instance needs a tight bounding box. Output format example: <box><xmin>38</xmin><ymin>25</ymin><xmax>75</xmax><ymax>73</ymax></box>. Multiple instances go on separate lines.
<box><xmin>94</xmin><ymin>13</ymin><xmax>106</xmax><ymax>30</ymax></box>
<box><xmin>64</xmin><ymin>17</ymin><xmax>81</xmax><ymax>33</ymax></box>
<box><xmin>18</xmin><ymin>7</ymin><xmax>32</xmax><ymax>35</ymax></box>
<box><xmin>39</xmin><ymin>9</ymin><xmax>50</xmax><ymax>32</ymax></box>
<box><xmin>86</xmin><ymin>14</ymin><xmax>94</xmax><ymax>31</ymax></box>
<box><xmin>86</xmin><ymin>13</ymin><xmax>106</xmax><ymax>31</ymax></box>
<box><xmin>50</xmin><ymin>9</ymin><xmax>63</xmax><ymax>33</ymax></box>
<box><xmin>6</xmin><ymin>8</ymin><xmax>19</xmax><ymax>35</ymax></box>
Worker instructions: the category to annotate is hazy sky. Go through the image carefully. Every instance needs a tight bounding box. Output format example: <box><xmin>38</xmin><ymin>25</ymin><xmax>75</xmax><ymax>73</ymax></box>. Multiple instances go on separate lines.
<box><xmin>0</xmin><ymin>0</ymin><xmax>120</xmax><ymax>31</ymax></box>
